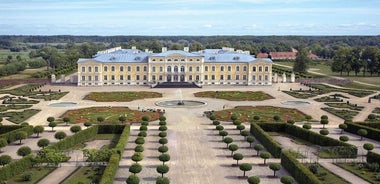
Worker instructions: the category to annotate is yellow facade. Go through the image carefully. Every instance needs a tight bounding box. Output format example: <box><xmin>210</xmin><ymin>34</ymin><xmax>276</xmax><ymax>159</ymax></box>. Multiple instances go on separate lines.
<box><xmin>77</xmin><ymin>47</ymin><xmax>272</xmax><ymax>86</ymax></box>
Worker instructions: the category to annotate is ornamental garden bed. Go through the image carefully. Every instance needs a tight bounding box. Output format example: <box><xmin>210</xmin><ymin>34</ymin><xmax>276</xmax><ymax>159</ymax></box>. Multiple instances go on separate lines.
<box><xmin>373</xmin><ymin>108</ymin><xmax>380</xmax><ymax>114</ymax></box>
<box><xmin>0</xmin><ymin>105</ymin><xmax>33</xmax><ymax>112</ymax></box>
<box><xmin>308</xmin><ymin>84</ymin><xmax>374</xmax><ymax>97</ymax></box>
<box><xmin>0</xmin><ymin>109</ymin><xmax>41</xmax><ymax>124</ymax></box>
<box><xmin>321</xmin><ymin>107</ymin><xmax>359</xmax><ymax>120</ymax></box>
<box><xmin>60</xmin><ymin>107</ymin><xmax>160</xmax><ymax>124</ymax></box>
<box><xmin>194</xmin><ymin>91</ymin><xmax>274</xmax><ymax>101</ymax></box>
<box><xmin>83</xmin><ymin>91</ymin><xmax>162</xmax><ymax>102</ymax></box>
<box><xmin>6</xmin><ymin>167</ymin><xmax>56</xmax><ymax>184</ymax></box>
<box><xmin>303</xmin><ymin>163</ymin><xmax>350</xmax><ymax>184</ymax></box>
<box><xmin>0</xmin><ymin>84</ymin><xmax>68</xmax><ymax>101</ymax></box>
<box><xmin>61</xmin><ymin>166</ymin><xmax>105</xmax><ymax>184</ymax></box>
<box><xmin>336</xmin><ymin>163</ymin><xmax>380</xmax><ymax>183</ymax></box>
<box><xmin>324</xmin><ymin>103</ymin><xmax>364</xmax><ymax>111</ymax></box>
<box><xmin>210</xmin><ymin>106</ymin><xmax>308</xmax><ymax>122</ymax></box>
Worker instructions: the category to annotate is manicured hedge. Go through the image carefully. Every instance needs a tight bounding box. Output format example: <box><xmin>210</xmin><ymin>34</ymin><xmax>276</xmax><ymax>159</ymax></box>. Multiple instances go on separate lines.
<box><xmin>0</xmin><ymin>125</ymin><xmax>22</xmax><ymax>134</ymax></box>
<box><xmin>0</xmin><ymin>125</ymin><xmax>33</xmax><ymax>143</ymax></box>
<box><xmin>97</xmin><ymin>125</ymin><xmax>125</xmax><ymax>134</ymax></box>
<box><xmin>0</xmin><ymin>155</ymin><xmax>34</xmax><ymax>181</ymax></box>
<box><xmin>250</xmin><ymin>123</ymin><xmax>282</xmax><ymax>158</ymax></box>
<box><xmin>281</xmin><ymin>151</ymin><xmax>323</xmax><ymax>184</ymax></box>
<box><xmin>100</xmin><ymin>125</ymin><xmax>130</xmax><ymax>184</ymax></box>
<box><xmin>345</xmin><ymin>122</ymin><xmax>380</xmax><ymax>141</ymax></box>
<box><xmin>48</xmin><ymin>125</ymin><xmax>99</xmax><ymax>150</ymax></box>
<box><xmin>367</xmin><ymin>151</ymin><xmax>380</xmax><ymax>164</ymax></box>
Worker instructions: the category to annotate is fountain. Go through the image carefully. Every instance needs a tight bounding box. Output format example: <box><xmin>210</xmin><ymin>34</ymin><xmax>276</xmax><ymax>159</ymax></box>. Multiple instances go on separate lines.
<box><xmin>281</xmin><ymin>100</ymin><xmax>310</xmax><ymax>106</ymax></box>
<box><xmin>155</xmin><ymin>89</ymin><xmax>206</xmax><ymax>108</ymax></box>
<box><xmin>48</xmin><ymin>102</ymin><xmax>77</xmax><ymax>107</ymax></box>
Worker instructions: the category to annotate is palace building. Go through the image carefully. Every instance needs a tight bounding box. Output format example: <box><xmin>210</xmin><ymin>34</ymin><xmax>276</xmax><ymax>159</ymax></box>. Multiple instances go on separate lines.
<box><xmin>77</xmin><ymin>46</ymin><xmax>273</xmax><ymax>87</ymax></box>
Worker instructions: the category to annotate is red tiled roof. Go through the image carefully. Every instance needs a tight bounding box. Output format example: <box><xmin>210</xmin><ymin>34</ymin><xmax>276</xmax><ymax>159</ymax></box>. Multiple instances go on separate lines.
<box><xmin>256</xmin><ymin>53</ymin><xmax>269</xmax><ymax>58</ymax></box>
<box><xmin>270</xmin><ymin>52</ymin><xmax>319</xmax><ymax>60</ymax></box>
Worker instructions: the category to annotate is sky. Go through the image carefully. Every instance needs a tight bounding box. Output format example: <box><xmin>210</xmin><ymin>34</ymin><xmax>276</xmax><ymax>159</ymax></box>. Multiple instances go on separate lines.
<box><xmin>0</xmin><ymin>0</ymin><xmax>380</xmax><ymax>36</ymax></box>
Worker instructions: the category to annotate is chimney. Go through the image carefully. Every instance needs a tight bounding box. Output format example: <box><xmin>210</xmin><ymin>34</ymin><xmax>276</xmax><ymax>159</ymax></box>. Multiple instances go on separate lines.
<box><xmin>184</xmin><ymin>47</ymin><xmax>189</xmax><ymax>52</ymax></box>
<box><xmin>162</xmin><ymin>47</ymin><xmax>167</xmax><ymax>53</ymax></box>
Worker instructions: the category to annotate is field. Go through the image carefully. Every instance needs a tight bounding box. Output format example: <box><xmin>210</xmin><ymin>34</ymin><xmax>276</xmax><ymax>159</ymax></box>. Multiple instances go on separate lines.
<box><xmin>60</xmin><ymin>106</ymin><xmax>160</xmax><ymax>123</ymax></box>
<box><xmin>194</xmin><ymin>91</ymin><xmax>274</xmax><ymax>101</ymax></box>
<box><xmin>212</xmin><ymin>105</ymin><xmax>307</xmax><ymax>122</ymax></box>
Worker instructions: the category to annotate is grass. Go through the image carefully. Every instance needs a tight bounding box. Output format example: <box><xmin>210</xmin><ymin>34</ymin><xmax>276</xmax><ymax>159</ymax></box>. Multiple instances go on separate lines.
<box><xmin>0</xmin><ymin>105</ymin><xmax>33</xmax><ymax>112</ymax></box>
<box><xmin>310</xmin><ymin>84</ymin><xmax>375</xmax><ymax>97</ymax></box>
<box><xmin>212</xmin><ymin>106</ymin><xmax>308</xmax><ymax>122</ymax></box>
<box><xmin>61</xmin><ymin>166</ymin><xmax>105</xmax><ymax>184</ymax></box>
<box><xmin>303</xmin><ymin>163</ymin><xmax>350</xmax><ymax>184</ymax></box>
<box><xmin>1</xmin><ymin>109</ymin><xmax>41</xmax><ymax>124</ymax></box>
<box><xmin>324</xmin><ymin>103</ymin><xmax>364</xmax><ymax>111</ymax></box>
<box><xmin>321</xmin><ymin>107</ymin><xmax>359</xmax><ymax>120</ymax></box>
<box><xmin>337</xmin><ymin>82</ymin><xmax>380</xmax><ymax>91</ymax></box>
<box><xmin>194</xmin><ymin>91</ymin><xmax>274</xmax><ymax>101</ymax></box>
<box><xmin>29</xmin><ymin>91</ymin><xmax>69</xmax><ymax>101</ymax></box>
<box><xmin>282</xmin><ymin>89</ymin><xmax>324</xmax><ymax>99</ymax></box>
<box><xmin>61</xmin><ymin>106</ymin><xmax>160</xmax><ymax>124</ymax></box>
<box><xmin>373</xmin><ymin>108</ymin><xmax>380</xmax><ymax>114</ymax></box>
<box><xmin>7</xmin><ymin>167</ymin><xmax>56</xmax><ymax>184</ymax></box>
<box><xmin>314</xmin><ymin>96</ymin><xmax>343</xmax><ymax>102</ymax></box>
<box><xmin>345</xmin><ymin>76</ymin><xmax>380</xmax><ymax>86</ymax></box>
<box><xmin>336</xmin><ymin>163</ymin><xmax>380</xmax><ymax>183</ymax></box>
<box><xmin>83</xmin><ymin>91</ymin><xmax>162</xmax><ymax>102</ymax></box>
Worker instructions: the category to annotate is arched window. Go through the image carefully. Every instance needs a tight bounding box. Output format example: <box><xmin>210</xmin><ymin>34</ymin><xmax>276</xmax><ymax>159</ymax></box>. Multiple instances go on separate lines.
<box><xmin>167</xmin><ymin>66</ymin><xmax>171</xmax><ymax>72</ymax></box>
<box><xmin>127</xmin><ymin>66</ymin><xmax>131</xmax><ymax>71</ymax></box>
<box><xmin>259</xmin><ymin>66</ymin><xmax>262</xmax><ymax>72</ymax></box>
<box><xmin>243</xmin><ymin>66</ymin><xmax>247</xmax><ymax>71</ymax></box>
<box><xmin>252</xmin><ymin>66</ymin><xmax>256</xmax><ymax>72</ymax></box>
<box><xmin>104</xmin><ymin>66</ymin><xmax>108</xmax><ymax>72</ymax></box>
<box><xmin>180</xmin><ymin>66</ymin><xmax>185</xmax><ymax>72</ymax></box>
<box><xmin>265</xmin><ymin>66</ymin><xmax>269</xmax><ymax>72</ymax></box>
<box><xmin>152</xmin><ymin>66</ymin><xmax>156</xmax><ymax>72</ymax></box>
<box><xmin>189</xmin><ymin>66</ymin><xmax>193</xmax><ymax>72</ymax></box>
<box><xmin>174</xmin><ymin>66</ymin><xmax>178</xmax><ymax>72</ymax></box>
<box><xmin>88</xmin><ymin>66</ymin><xmax>92</xmax><ymax>72</ymax></box>
<box><xmin>120</xmin><ymin>66</ymin><xmax>124</xmax><ymax>72</ymax></box>
<box><xmin>143</xmin><ymin>66</ymin><xmax>147</xmax><ymax>71</ymax></box>
<box><xmin>227</xmin><ymin>66</ymin><xmax>232</xmax><ymax>71</ymax></box>
<box><xmin>236</xmin><ymin>66</ymin><xmax>240</xmax><ymax>71</ymax></box>
<box><xmin>220</xmin><ymin>66</ymin><xmax>224</xmax><ymax>71</ymax></box>
<box><xmin>136</xmin><ymin>66</ymin><xmax>140</xmax><ymax>72</ymax></box>
<box><xmin>111</xmin><ymin>66</ymin><xmax>115</xmax><ymax>72</ymax></box>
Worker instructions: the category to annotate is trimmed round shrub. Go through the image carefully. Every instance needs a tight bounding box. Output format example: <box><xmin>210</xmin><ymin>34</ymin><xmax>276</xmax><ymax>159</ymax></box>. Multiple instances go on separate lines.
<box><xmin>70</xmin><ymin>125</ymin><xmax>81</xmax><ymax>133</ymax></box>
<box><xmin>280</xmin><ymin>176</ymin><xmax>295</xmax><ymax>184</ymax></box>
<box><xmin>135</xmin><ymin>145</ymin><xmax>144</xmax><ymax>152</ymax></box>
<box><xmin>141</xmin><ymin>121</ymin><xmax>149</xmax><ymax>126</ymax></box>
<box><xmin>140</xmin><ymin>125</ymin><xmax>148</xmax><ymax>131</ymax></box>
<box><xmin>159</xmin><ymin>131</ymin><xmax>167</xmax><ymax>138</ymax></box>
<box><xmin>17</xmin><ymin>146</ymin><xmax>32</xmax><ymax>157</ymax></box>
<box><xmin>156</xmin><ymin>177</ymin><xmax>170</xmax><ymax>184</ymax></box>
<box><xmin>135</xmin><ymin>137</ymin><xmax>145</xmax><ymax>145</ymax></box>
<box><xmin>0</xmin><ymin>155</ymin><xmax>12</xmax><ymax>166</ymax></box>
<box><xmin>212</xmin><ymin>120</ymin><xmax>220</xmax><ymax>126</ymax></box>
<box><xmin>141</xmin><ymin>115</ymin><xmax>150</xmax><ymax>121</ymax></box>
<box><xmin>159</xmin><ymin>121</ymin><xmax>166</xmax><ymax>126</ymax></box>
<box><xmin>158</xmin><ymin>146</ymin><xmax>169</xmax><ymax>153</ymax></box>
<box><xmin>138</xmin><ymin>131</ymin><xmax>147</xmax><ymax>137</ymax></box>
<box><xmin>287</xmin><ymin>120</ymin><xmax>295</xmax><ymax>124</ymax></box>
<box><xmin>126</xmin><ymin>175</ymin><xmax>140</xmax><ymax>184</ymax></box>
<box><xmin>319</xmin><ymin>129</ymin><xmax>329</xmax><ymax>136</ymax></box>
<box><xmin>216</xmin><ymin>125</ymin><xmax>224</xmax><ymax>131</ymax></box>
<box><xmin>339</xmin><ymin>135</ymin><xmax>349</xmax><ymax>142</ymax></box>
<box><xmin>247</xmin><ymin>176</ymin><xmax>260</xmax><ymax>184</ymax></box>
<box><xmin>303</xmin><ymin>124</ymin><xmax>311</xmax><ymax>130</ymax></box>
<box><xmin>159</xmin><ymin>138</ymin><xmax>168</xmax><ymax>145</ymax></box>
<box><xmin>159</xmin><ymin>125</ymin><xmax>168</xmax><ymax>131</ymax></box>
<box><xmin>159</xmin><ymin>116</ymin><xmax>166</xmax><ymax>121</ymax></box>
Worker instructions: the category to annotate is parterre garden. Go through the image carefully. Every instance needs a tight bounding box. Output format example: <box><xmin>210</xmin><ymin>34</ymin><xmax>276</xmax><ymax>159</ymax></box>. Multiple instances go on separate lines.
<box><xmin>83</xmin><ymin>91</ymin><xmax>162</xmax><ymax>102</ymax></box>
<box><xmin>194</xmin><ymin>91</ymin><xmax>274</xmax><ymax>101</ymax></box>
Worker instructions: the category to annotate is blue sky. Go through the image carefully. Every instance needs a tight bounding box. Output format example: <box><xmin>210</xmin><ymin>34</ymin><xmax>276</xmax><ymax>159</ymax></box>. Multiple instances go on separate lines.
<box><xmin>1</xmin><ymin>0</ymin><xmax>379</xmax><ymax>35</ymax></box>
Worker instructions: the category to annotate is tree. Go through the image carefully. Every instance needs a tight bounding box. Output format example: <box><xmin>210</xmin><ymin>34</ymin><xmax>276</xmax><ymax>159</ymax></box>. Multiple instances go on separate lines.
<box><xmin>303</xmin><ymin>124</ymin><xmax>311</xmax><ymax>130</ymax></box>
<box><xmin>233</xmin><ymin>120</ymin><xmax>242</xmax><ymax>126</ymax></box>
<box><xmin>368</xmin><ymin>114</ymin><xmax>377</xmax><ymax>121</ymax></box>
<box><xmin>159</xmin><ymin>154</ymin><xmax>170</xmax><ymax>165</ymax></box>
<box><xmin>159</xmin><ymin>138</ymin><xmax>168</xmax><ymax>145</ymax></box>
<box><xmin>159</xmin><ymin>125</ymin><xmax>168</xmax><ymax>131</ymax></box>
<box><xmin>236</xmin><ymin>124</ymin><xmax>245</xmax><ymax>133</ymax></box>
<box><xmin>158</xmin><ymin>146</ymin><xmax>168</xmax><ymax>153</ymax></box>
<box><xmin>97</xmin><ymin>116</ymin><xmax>104</xmax><ymax>124</ymax></box>
<box><xmin>273</xmin><ymin>115</ymin><xmax>281</xmax><ymax>122</ymax></box>
<box><xmin>135</xmin><ymin>145</ymin><xmax>144</xmax><ymax>152</ymax></box>
<box><xmin>140</xmin><ymin>125</ymin><xmax>148</xmax><ymax>131</ymax></box>
<box><xmin>54</xmin><ymin>131</ymin><xmax>67</xmax><ymax>141</ymax></box>
<box><xmin>281</xmin><ymin>176</ymin><xmax>295</xmax><ymax>184</ymax></box>
<box><xmin>126</xmin><ymin>175</ymin><xmax>140</xmax><ymax>184</ymax></box>
<box><xmin>0</xmin><ymin>155</ymin><xmax>12</xmax><ymax>166</ymax></box>
<box><xmin>231</xmin><ymin>114</ymin><xmax>238</xmax><ymax>121</ymax></box>
<box><xmin>247</xmin><ymin>136</ymin><xmax>255</xmax><ymax>147</ymax></box>
<box><xmin>84</xmin><ymin>122</ymin><xmax>92</xmax><ymax>128</ymax></box>
<box><xmin>48</xmin><ymin>122</ymin><xmax>57</xmax><ymax>131</ymax></box>
<box><xmin>260</xmin><ymin>152</ymin><xmax>271</xmax><ymax>165</ymax></box>
<box><xmin>212</xmin><ymin>120</ymin><xmax>220</xmax><ymax>126</ymax></box>
<box><xmin>319</xmin><ymin>129</ymin><xmax>329</xmax><ymax>136</ymax></box>
<box><xmin>17</xmin><ymin>146</ymin><xmax>32</xmax><ymax>157</ymax></box>
<box><xmin>253</xmin><ymin>115</ymin><xmax>260</xmax><ymax>121</ymax></box>
<box><xmin>159</xmin><ymin>131</ymin><xmax>167</xmax><ymax>138</ymax></box>
<box><xmin>157</xmin><ymin>164</ymin><xmax>169</xmax><ymax>178</ymax></box>
<box><xmin>254</xmin><ymin>144</ymin><xmax>264</xmax><ymax>156</ymax></box>
<box><xmin>15</xmin><ymin>131</ymin><xmax>27</xmax><ymax>144</ymax></box>
<box><xmin>216</xmin><ymin>125</ymin><xmax>224</xmax><ymax>131</ymax></box>
<box><xmin>363</xmin><ymin>143</ymin><xmax>374</xmax><ymax>153</ymax></box>
<box><xmin>223</xmin><ymin>137</ymin><xmax>233</xmax><ymax>148</ymax></box>
<box><xmin>131</xmin><ymin>152</ymin><xmax>143</xmax><ymax>163</ymax></box>
<box><xmin>228</xmin><ymin>144</ymin><xmax>239</xmax><ymax>156</ymax></box>
<box><xmin>37</xmin><ymin>138</ymin><xmax>50</xmax><ymax>149</ymax></box>
<box><xmin>269</xmin><ymin>163</ymin><xmax>282</xmax><ymax>177</ymax></box>
<box><xmin>119</xmin><ymin>116</ymin><xmax>126</xmax><ymax>123</ymax></box>
<box><xmin>332</xmin><ymin>46</ymin><xmax>352</xmax><ymax>76</ymax></box>
<box><xmin>36</xmin><ymin>149</ymin><xmax>67</xmax><ymax>166</ymax></box>
<box><xmin>135</xmin><ymin>137</ymin><xmax>145</xmax><ymax>145</ymax></box>
<box><xmin>247</xmin><ymin>176</ymin><xmax>260</xmax><ymax>184</ymax></box>
<box><xmin>339</xmin><ymin>136</ymin><xmax>349</xmax><ymax>142</ymax></box>
<box><xmin>339</xmin><ymin>124</ymin><xmax>347</xmax><ymax>134</ymax></box>
<box><xmin>156</xmin><ymin>177</ymin><xmax>170</xmax><ymax>184</ymax></box>
<box><xmin>159</xmin><ymin>116</ymin><xmax>166</xmax><ymax>121</ymax></box>
<box><xmin>70</xmin><ymin>125</ymin><xmax>81</xmax><ymax>134</ymax></box>
<box><xmin>63</xmin><ymin>117</ymin><xmax>70</xmax><ymax>126</ymax></box>
<box><xmin>320</xmin><ymin>119</ymin><xmax>329</xmax><ymax>129</ymax></box>
<box><xmin>241</xmin><ymin>130</ymin><xmax>249</xmax><ymax>140</ymax></box>
<box><xmin>239</xmin><ymin>163</ymin><xmax>252</xmax><ymax>177</ymax></box>
<box><xmin>357</xmin><ymin>129</ymin><xmax>368</xmax><ymax>140</ymax></box>
<box><xmin>159</xmin><ymin>121</ymin><xmax>166</xmax><ymax>126</ymax></box>
<box><xmin>141</xmin><ymin>115</ymin><xmax>149</xmax><ymax>122</ymax></box>
<box><xmin>33</xmin><ymin>125</ymin><xmax>44</xmax><ymax>137</ymax></box>
<box><xmin>293</xmin><ymin>45</ymin><xmax>309</xmax><ymax>73</ymax></box>
<box><xmin>287</xmin><ymin>120</ymin><xmax>295</xmax><ymax>124</ymax></box>
<box><xmin>233</xmin><ymin>153</ymin><xmax>244</xmax><ymax>166</ymax></box>
<box><xmin>129</xmin><ymin>163</ymin><xmax>142</xmax><ymax>175</ymax></box>
<box><xmin>305</xmin><ymin>115</ymin><xmax>312</xmax><ymax>122</ymax></box>
<box><xmin>219</xmin><ymin>130</ymin><xmax>228</xmax><ymax>140</ymax></box>
<box><xmin>138</xmin><ymin>131</ymin><xmax>147</xmax><ymax>137</ymax></box>
<box><xmin>209</xmin><ymin>115</ymin><xmax>216</xmax><ymax>121</ymax></box>
<box><xmin>47</xmin><ymin>116</ymin><xmax>55</xmax><ymax>124</ymax></box>
<box><xmin>0</xmin><ymin>138</ymin><xmax>8</xmax><ymax>152</ymax></box>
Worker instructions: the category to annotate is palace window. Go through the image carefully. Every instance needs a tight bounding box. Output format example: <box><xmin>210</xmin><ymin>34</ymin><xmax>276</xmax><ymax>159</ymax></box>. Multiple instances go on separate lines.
<box><xmin>252</xmin><ymin>75</ymin><xmax>256</xmax><ymax>81</ymax></box>
<box><xmin>152</xmin><ymin>59</ymin><xmax>156</xmax><ymax>61</ymax></box>
<box><xmin>196</xmin><ymin>66</ymin><xmax>200</xmax><ymax>72</ymax></box>
<box><xmin>204</xmin><ymin>75</ymin><xmax>208</xmax><ymax>80</ymax></box>
<box><xmin>196</xmin><ymin>75</ymin><xmax>200</xmax><ymax>81</ymax></box>
<box><xmin>243</xmin><ymin>66</ymin><xmax>247</xmax><ymax>71</ymax></box>
<box><xmin>119</xmin><ymin>75</ymin><xmax>123</xmax><ymax>80</ymax></box>
<box><xmin>160</xmin><ymin>59</ymin><xmax>163</xmax><ymax>61</ymax></box>
<box><xmin>220</xmin><ymin>75</ymin><xmax>224</xmax><ymax>80</ymax></box>
<box><xmin>120</xmin><ymin>66</ymin><xmax>124</xmax><ymax>72</ymax></box>
<box><xmin>180</xmin><ymin>66</ymin><xmax>185</xmax><ymax>72</ymax></box>
<box><xmin>104</xmin><ymin>75</ymin><xmax>107</xmax><ymax>80</ymax></box>
<box><xmin>181</xmin><ymin>59</ymin><xmax>185</xmax><ymax>61</ymax></box>
<box><xmin>111</xmin><ymin>75</ymin><xmax>115</xmax><ymax>80</ymax></box>
<box><xmin>259</xmin><ymin>66</ymin><xmax>262</xmax><ymax>72</ymax></box>
<box><xmin>174</xmin><ymin>59</ymin><xmax>178</xmax><ymax>61</ymax></box>
<box><xmin>205</xmin><ymin>66</ymin><xmax>208</xmax><ymax>71</ymax></box>
<box><xmin>190</xmin><ymin>59</ymin><xmax>193</xmax><ymax>61</ymax></box>
<box><xmin>259</xmin><ymin>75</ymin><xmax>262</xmax><ymax>81</ymax></box>
<box><xmin>159</xmin><ymin>75</ymin><xmax>163</xmax><ymax>80</ymax></box>
<box><xmin>81</xmin><ymin>67</ymin><xmax>85</xmax><ymax>72</ymax></box>
<box><xmin>167</xmin><ymin>66</ymin><xmax>172</xmax><ymax>72</ymax></box>
<box><xmin>174</xmin><ymin>66</ymin><xmax>178</xmax><ymax>72</ymax></box>
<box><xmin>143</xmin><ymin>75</ymin><xmax>147</xmax><ymax>80</ymax></box>
<box><xmin>235</xmin><ymin>75</ymin><xmax>240</xmax><ymax>80</ymax></box>
<box><xmin>152</xmin><ymin>75</ymin><xmax>156</xmax><ymax>81</ymax></box>
<box><xmin>265</xmin><ymin>75</ymin><xmax>268</xmax><ymax>80</ymax></box>
<box><xmin>252</xmin><ymin>66</ymin><xmax>256</xmax><ymax>72</ymax></box>
<box><xmin>111</xmin><ymin>66</ymin><xmax>115</xmax><ymax>72</ymax></box>
<box><xmin>211</xmin><ymin>75</ymin><xmax>215</xmax><ymax>80</ymax></box>
<box><xmin>227</xmin><ymin>75</ymin><xmax>231</xmax><ymax>80</ymax></box>
<box><xmin>81</xmin><ymin>76</ymin><xmax>85</xmax><ymax>81</ymax></box>
<box><xmin>104</xmin><ymin>66</ymin><xmax>108</xmax><ymax>72</ymax></box>
<box><xmin>88</xmin><ymin>67</ymin><xmax>92</xmax><ymax>72</ymax></box>
<box><xmin>265</xmin><ymin>66</ymin><xmax>269</xmax><ymax>72</ymax></box>
<box><xmin>212</xmin><ymin>66</ymin><xmax>215</xmax><ymax>71</ymax></box>
<box><xmin>168</xmin><ymin>59</ymin><xmax>172</xmax><ymax>61</ymax></box>
<box><xmin>128</xmin><ymin>66</ymin><xmax>131</xmax><ymax>71</ymax></box>
<box><xmin>152</xmin><ymin>66</ymin><xmax>156</xmax><ymax>72</ymax></box>
<box><xmin>136</xmin><ymin>66</ymin><xmax>140</xmax><ymax>72</ymax></box>
<box><xmin>160</xmin><ymin>66</ymin><xmax>163</xmax><ymax>72</ymax></box>
<box><xmin>95</xmin><ymin>76</ymin><xmax>99</xmax><ymax>81</ymax></box>
<box><xmin>243</xmin><ymin>75</ymin><xmax>247</xmax><ymax>80</ymax></box>
<box><xmin>236</xmin><ymin>66</ymin><xmax>240</xmax><ymax>71</ymax></box>
<box><xmin>95</xmin><ymin>66</ymin><xmax>99</xmax><ymax>72</ymax></box>
<box><xmin>189</xmin><ymin>75</ymin><xmax>193</xmax><ymax>81</ymax></box>
<box><xmin>136</xmin><ymin>75</ymin><xmax>140</xmax><ymax>80</ymax></box>
<box><xmin>143</xmin><ymin>66</ymin><xmax>147</xmax><ymax>72</ymax></box>
<box><xmin>189</xmin><ymin>66</ymin><xmax>193</xmax><ymax>72</ymax></box>
<box><xmin>220</xmin><ymin>66</ymin><xmax>224</xmax><ymax>71</ymax></box>
<box><xmin>227</xmin><ymin>66</ymin><xmax>231</xmax><ymax>71</ymax></box>
<box><xmin>127</xmin><ymin>75</ymin><xmax>131</xmax><ymax>80</ymax></box>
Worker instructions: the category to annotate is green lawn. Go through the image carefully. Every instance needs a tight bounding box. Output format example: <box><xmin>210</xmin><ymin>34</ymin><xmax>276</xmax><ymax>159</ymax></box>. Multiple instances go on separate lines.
<box><xmin>83</xmin><ymin>91</ymin><xmax>162</xmax><ymax>102</ymax></box>
<box><xmin>212</xmin><ymin>106</ymin><xmax>307</xmax><ymax>122</ymax></box>
<box><xmin>324</xmin><ymin>103</ymin><xmax>364</xmax><ymax>111</ymax></box>
<box><xmin>303</xmin><ymin>163</ymin><xmax>350</xmax><ymax>184</ymax></box>
<box><xmin>61</xmin><ymin>106</ymin><xmax>160</xmax><ymax>124</ymax></box>
<box><xmin>194</xmin><ymin>91</ymin><xmax>274</xmax><ymax>101</ymax></box>
<box><xmin>321</xmin><ymin>107</ymin><xmax>359</xmax><ymax>120</ymax></box>
<box><xmin>336</xmin><ymin>163</ymin><xmax>380</xmax><ymax>183</ymax></box>
<box><xmin>7</xmin><ymin>167</ymin><xmax>56</xmax><ymax>184</ymax></box>
<box><xmin>61</xmin><ymin>166</ymin><xmax>105</xmax><ymax>184</ymax></box>
<box><xmin>314</xmin><ymin>96</ymin><xmax>343</xmax><ymax>102</ymax></box>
